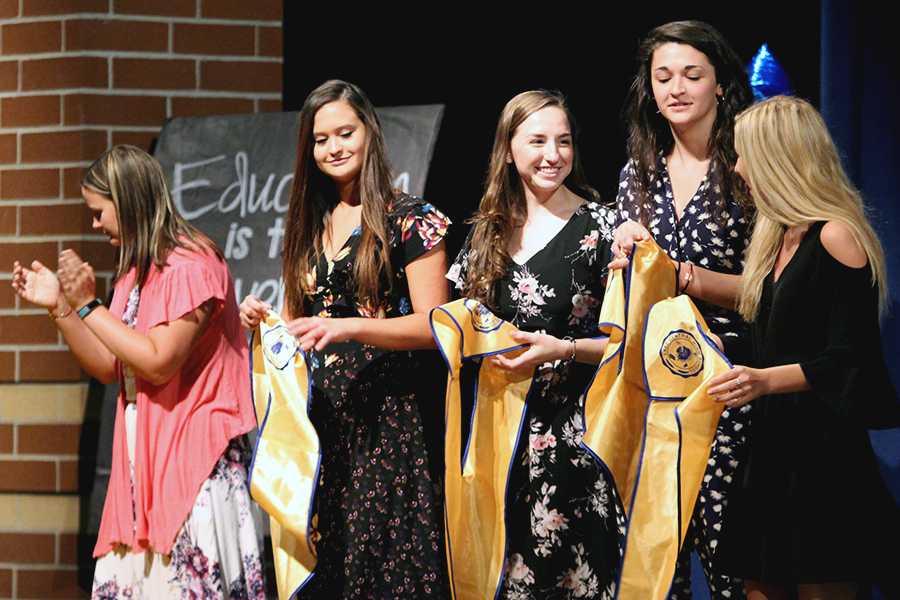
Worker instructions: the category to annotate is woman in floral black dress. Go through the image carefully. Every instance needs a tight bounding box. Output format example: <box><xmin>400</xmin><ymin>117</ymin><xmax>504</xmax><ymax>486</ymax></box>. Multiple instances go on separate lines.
<box><xmin>610</xmin><ymin>21</ymin><xmax>755</xmax><ymax>600</ymax></box>
<box><xmin>448</xmin><ymin>90</ymin><xmax>623</xmax><ymax>600</ymax></box>
<box><xmin>241</xmin><ymin>80</ymin><xmax>450</xmax><ymax>599</ymax></box>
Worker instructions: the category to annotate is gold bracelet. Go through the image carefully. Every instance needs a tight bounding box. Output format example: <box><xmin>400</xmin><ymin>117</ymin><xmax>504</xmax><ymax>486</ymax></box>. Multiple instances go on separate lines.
<box><xmin>48</xmin><ymin>304</ymin><xmax>73</xmax><ymax>320</ymax></box>
<box><xmin>562</xmin><ymin>336</ymin><xmax>577</xmax><ymax>362</ymax></box>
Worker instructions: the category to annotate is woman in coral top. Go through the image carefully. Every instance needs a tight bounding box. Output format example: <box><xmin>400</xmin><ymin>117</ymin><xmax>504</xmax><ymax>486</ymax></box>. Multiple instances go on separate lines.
<box><xmin>11</xmin><ymin>145</ymin><xmax>264</xmax><ymax>599</ymax></box>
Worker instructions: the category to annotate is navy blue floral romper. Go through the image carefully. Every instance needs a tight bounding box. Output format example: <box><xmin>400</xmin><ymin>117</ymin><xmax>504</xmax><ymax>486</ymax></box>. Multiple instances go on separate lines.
<box><xmin>615</xmin><ymin>158</ymin><xmax>751</xmax><ymax>600</ymax></box>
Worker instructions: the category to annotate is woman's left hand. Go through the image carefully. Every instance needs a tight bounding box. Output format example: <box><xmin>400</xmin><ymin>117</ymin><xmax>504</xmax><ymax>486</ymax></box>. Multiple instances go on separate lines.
<box><xmin>286</xmin><ymin>316</ymin><xmax>358</xmax><ymax>352</ymax></box>
<box><xmin>491</xmin><ymin>330</ymin><xmax>571</xmax><ymax>375</ymax></box>
<box><xmin>707</xmin><ymin>365</ymin><xmax>769</xmax><ymax>408</ymax></box>
<box><xmin>57</xmin><ymin>249</ymin><xmax>96</xmax><ymax>309</ymax></box>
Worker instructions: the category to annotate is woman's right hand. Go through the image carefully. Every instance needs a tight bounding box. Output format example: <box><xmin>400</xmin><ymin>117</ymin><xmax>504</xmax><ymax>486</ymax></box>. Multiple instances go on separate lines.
<box><xmin>608</xmin><ymin>219</ymin><xmax>651</xmax><ymax>270</ymax></box>
<box><xmin>239</xmin><ymin>294</ymin><xmax>270</xmax><ymax>329</ymax></box>
<box><xmin>12</xmin><ymin>260</ymin><xmax>61</xmax><ymax>309</ymax></box>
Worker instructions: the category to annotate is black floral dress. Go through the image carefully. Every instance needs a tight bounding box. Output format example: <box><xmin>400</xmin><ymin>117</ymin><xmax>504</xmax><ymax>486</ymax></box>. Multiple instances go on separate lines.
<box><xmin>301</xmin><ymin>196</ymin><xmax>451</xmax><ymax>599</ymax></box>
<box><xmin>448</xmin><ymin>201</ymin><xmax>625</xmax><ymax>600</ymax></box>
<box><xmin>615</xmin><ymin>158</ymin><xmax>751</xmax><ymax>600</ymax></box>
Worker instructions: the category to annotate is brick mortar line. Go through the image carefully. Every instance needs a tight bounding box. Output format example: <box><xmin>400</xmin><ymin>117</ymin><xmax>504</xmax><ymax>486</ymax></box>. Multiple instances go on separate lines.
<box><xmin>0</xmin><ymin>562</ymin><xmax>79</xmax><ymax>570</ymax></box>
<box><xmin>0</xmin><ymin>200</ymin><xmax>85</xmax><ymax>207</ymax></box>
<box><xmin>0</xmin><ymin>126</ymin><xmax>162</xmax><ymax>135</ymax></box>
<box><xmin>0</xmin><ymin>234</ymin><xmax>107</xmax><ymax>241</ymax></box>
<box><xmin>0</xmin><ymin>454</ymin><xmax>78</xmax><ymax>460</ymax></box>
<box><xmin>0</xmin><ymin>89</ymin><xmax>282</xmax><ymax>100</ymax></box>
<box><xmin>0</xmin><ymin>344</ymin><xmax>71</xmax><ymax>350</ymax></box>
<box><xmin>0</xmin><ymin>15</ymin><xmax>282</xmax><ymax>27</ymax></box>
<box><xmin>0</xmin><ymin>309</ymin><xmax>53</xmax><ymax>315</ymax></box>
<box><xmin>0</xmin><ymin>163</ymin><xmax>100</xmax><ymax>171</ymax></box>
<box><xmin>0</xmin><ymin>50</ymin><xmax>283</xmax><ymax>62</ymax></box>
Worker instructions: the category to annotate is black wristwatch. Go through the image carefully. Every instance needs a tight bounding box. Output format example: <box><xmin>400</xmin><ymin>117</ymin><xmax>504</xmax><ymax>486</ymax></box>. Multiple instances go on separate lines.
<box><xmin>77</xmin><ymin>298</ymin><xmax>103</xmax><ymax>320</ymax></box>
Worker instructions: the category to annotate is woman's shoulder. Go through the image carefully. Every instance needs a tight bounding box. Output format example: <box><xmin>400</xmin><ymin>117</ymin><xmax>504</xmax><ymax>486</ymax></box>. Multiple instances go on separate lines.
<box><xmin>819</xmin><ymin>220</ymin><xmax>868</xmax><ymax>269</ymax></box>
<box><xmin>389</xmin><ymin>193</ymin><xmax>446</xmax><ymax>219</ymax></box>
<box><xmin>575</xmin><ymin>199</ymin><xmax>617</xmax><ymax>240</ymax></box>
<box><xmin>389</xmin><ymin>193</ymin><xmax>451</xmax><ymax>254</ymax></box>
<box><xmin>153</xmin><ymin>241</ymin><xmax>227</xmax><ymax>284</ymax></box>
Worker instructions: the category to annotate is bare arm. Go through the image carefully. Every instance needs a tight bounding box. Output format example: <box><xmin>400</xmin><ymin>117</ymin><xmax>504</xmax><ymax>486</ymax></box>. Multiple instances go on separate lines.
<box><xmin>680</xmin><ymin>262</ymin><xmax>743</xmax><ymax>310</ymax></box>
<box><xmin>491</xmin><ymin>332</ymin><xmax>609</xmax><ymax>373</ymax></box>
<box><xmin>346</xmin><ymin>242</ymin><xmax>449</xmax><ymax>349</ymax></box>
<box><xmin>56</xmin><ymin>249</ymin><xmax>213</xmax><ymax>386</ymax></box>
<box><xmin>79</xmin><ymin>303</ymin><xmax>212</xmax><ymax>386</ymax></box>
<box><xmin>609</xmin><ymin>219</ymin><xmax>744</xmax><ymax>310</ymax></box>
<box><xmin>708</xmin><ymin>363</ymin><xmax>810</xmax><ymax>409</ymax></box>
<box><xmin>54</xmin><ymin>301</ymin><xmax>119</xmax><ymax>383</ymax></box>
<box><xmin>287</xmin><ymin>242</ymin><xmax>450</xmax><ymax>352</ymax></box>
<box><xmin>12</xmin><ymin>260</ymin><xmax>118</xmax><ymax>383</ymax></box>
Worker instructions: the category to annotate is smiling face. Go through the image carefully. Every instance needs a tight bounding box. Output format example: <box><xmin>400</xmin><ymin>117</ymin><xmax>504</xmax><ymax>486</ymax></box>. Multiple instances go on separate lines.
<box><xmin>508</xmin><ymin>106</ymin><xmax>574</xmax><ymax>198</ymax></box>
<box><xmin>311</xmin><ymin>99</ymin><xmax>367</xmax><ymax>185</ymax></box>
<box><xmin>83</xmin><ymin>186</ymin><xmax>120</xmax><ymax>246</ymax></box>
<box><xmin>650</xmin><ymin>42</ymin><xmax>722</xmax><ymax>131</ymax></box>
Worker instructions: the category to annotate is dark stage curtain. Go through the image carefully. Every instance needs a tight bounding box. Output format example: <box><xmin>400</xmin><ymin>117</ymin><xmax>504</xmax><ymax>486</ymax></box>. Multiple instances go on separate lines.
<box><xmin>822</xmin><ymin>2</ymin><xmax>900</xmax><ymax>598</ymax></box>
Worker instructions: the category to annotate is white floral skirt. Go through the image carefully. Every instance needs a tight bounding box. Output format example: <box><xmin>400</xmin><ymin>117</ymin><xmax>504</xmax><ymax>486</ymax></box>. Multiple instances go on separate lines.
<box><xmin>92</xmin><ymin>404</ymin><xmax>266</xmax><ymax>599</ymax></box>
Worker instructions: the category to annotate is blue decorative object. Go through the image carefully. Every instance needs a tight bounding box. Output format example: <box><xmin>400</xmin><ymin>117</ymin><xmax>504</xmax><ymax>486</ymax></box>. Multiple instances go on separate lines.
<box><xmin>747</xmin><ymin>43</ymin><xmax>793</xmax><ymax>101</ymax></box>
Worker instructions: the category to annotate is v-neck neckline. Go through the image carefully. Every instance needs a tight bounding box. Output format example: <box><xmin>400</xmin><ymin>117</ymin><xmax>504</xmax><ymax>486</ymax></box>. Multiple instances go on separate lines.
<box><xmin>771</xmin><ymin>223</ymin><xmax>818</xmax><ymax>285</ymax></box>
<box><xmin>661</xmin><ymin>157</ymin><xmax>710</xmax><ymax>224</ymax></box>
<box><xmin>323</xmin><ymin>225</ymin><xmax>361</xmax><ymax>264</ymax></box>
<box><xmin>510</xmin><ymin>203</ymin><xmax>584</xmax><ymax>267</ymax></box>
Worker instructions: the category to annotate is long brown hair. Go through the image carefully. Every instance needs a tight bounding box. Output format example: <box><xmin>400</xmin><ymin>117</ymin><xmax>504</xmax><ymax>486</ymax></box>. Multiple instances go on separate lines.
<box><xmin>82</xmin><ymin>144</ymin><xmax>220</xmax><ymax>287</ymax></box>
<box><xmin>623</xmin><ymin>20</ymin><xmax>753</xmax><ymax>225</ymax></box>
<box><xmin>282</xmin><ymin>80</ymin><xmax>395</xmax><ymax>319</ymax></box>
<box><xmin>462</xmin><ymin>90</ymin><xmax>599</xmax><ymax>308</ymax></box>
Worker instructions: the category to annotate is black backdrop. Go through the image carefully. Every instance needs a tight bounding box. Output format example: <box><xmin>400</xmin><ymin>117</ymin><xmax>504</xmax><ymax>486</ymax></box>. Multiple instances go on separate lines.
<box><xmin>281</xmin><ymin>5</ymin><xmax>826</xmax><ymax>599</ymax></box>
<box><xmin>284</xmin><ymin>4</ymin><xmax>820</xmax><ymax>256</ymax></box>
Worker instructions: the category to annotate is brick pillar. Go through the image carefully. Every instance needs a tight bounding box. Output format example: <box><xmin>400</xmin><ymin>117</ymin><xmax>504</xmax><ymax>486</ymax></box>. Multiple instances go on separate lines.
<box><xmin>0</xmin><ymin>1</ymin><xmax>282</xmax><ymax>597</ymax></box>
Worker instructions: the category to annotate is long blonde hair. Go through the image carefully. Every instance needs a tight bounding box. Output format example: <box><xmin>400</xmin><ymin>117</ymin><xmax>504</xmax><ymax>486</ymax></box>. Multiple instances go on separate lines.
<box><xmin>82</xmin><ymin>145</ymin><xmax>221</xmax><ymax>287</ymax></box>
<box><xmin>462</xmin><ymin>90</ymin><xmax>599</xmax><ymax>307</ymax></box>
<box><xmin>735</xmin><ymin>96</ymin><xmax>887</xmax><ymax>320</ymax></box>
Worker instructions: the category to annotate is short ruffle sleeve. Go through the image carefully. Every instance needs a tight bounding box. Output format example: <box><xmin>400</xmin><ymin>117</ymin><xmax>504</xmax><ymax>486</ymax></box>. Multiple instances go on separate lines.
<box><xmin>445</xmin><ymin>228</ymin><xmax>474</xmax><ymax>296</ymax></box>
<box><xmin>393</xmin><ymin>196</ymin><xmax>451</xmax><ymax>265</ymax></box>
<box><xmin>140</xmin><ymin>253</ymin><xmax>227</xmax><ymax>330</ymax></box>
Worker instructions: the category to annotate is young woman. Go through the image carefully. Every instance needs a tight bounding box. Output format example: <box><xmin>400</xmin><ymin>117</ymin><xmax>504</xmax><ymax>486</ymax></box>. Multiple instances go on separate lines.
<box><xmin>612</xmin><ymin>20</ymin><xmax>754</xmax><ymax>599</ymax></box>
<box><xmin>12</xmin><ymin>145</ymin><xmax>264</xmax><ymax>598</ymax></box>
<box><xmin>706</xmin><ymin>95</ymin><xmax>899</xmax><ymax>600</ymax></box>
<box><xmin>447</xmin><ymin>90</ymin><xmax>622</xmax><ymax>599</ymax></box>
<box><xmin>239</xmin><ymin>80</ymin><xmax>451</xmax><ymax>598</ymax></box>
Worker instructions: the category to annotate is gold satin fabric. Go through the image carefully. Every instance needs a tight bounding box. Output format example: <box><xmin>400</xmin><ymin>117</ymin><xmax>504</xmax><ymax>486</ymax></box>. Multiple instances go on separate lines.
<box><xmin>582</xmin><ymin>240</ymin><xmax>731</xmax><ymax>599</ymax></box>
<box><xmin>249</xmin><ymin>314</ymin><xmax>320</xmax><ymax>599</ymax></box>
<box><xmin>430</xmin><ymin>299</ymin><xmax>533</xmax><ymax>600</ymax></box>
<box><xmin>431</xmin><ymin>240</ymin><xmax>732</xmax><ymax>600</ymax></box>
<box><xmin>616</xmin><ymin>295</ymin><xmax>731</xmax><ymax>599</ymax></box>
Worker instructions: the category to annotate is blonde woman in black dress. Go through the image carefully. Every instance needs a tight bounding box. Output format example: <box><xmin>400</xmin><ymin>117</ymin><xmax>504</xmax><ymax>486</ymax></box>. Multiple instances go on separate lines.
<box><xmin>706</xmin><ymin>97</ymin><xmax>898</xmax><ymax>599</ymax></box>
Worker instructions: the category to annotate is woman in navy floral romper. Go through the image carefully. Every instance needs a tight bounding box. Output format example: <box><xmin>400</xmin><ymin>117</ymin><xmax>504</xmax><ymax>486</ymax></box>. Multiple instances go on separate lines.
<box><xmin>612</xmin><ymin>21</ymin><xmax>754</xmax><ymax>599</ymax></box>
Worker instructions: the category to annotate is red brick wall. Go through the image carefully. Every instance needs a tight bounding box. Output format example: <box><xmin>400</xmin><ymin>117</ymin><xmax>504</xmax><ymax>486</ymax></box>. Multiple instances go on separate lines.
<box><xmin>0</xmin><ymin>1</ymin><xmax>282</xmax><ymax>384</ymax></box>
<box><xmin>0</xmin><ymin>1</ymin><xmax>282</xmax><ymax>597</ymax></box>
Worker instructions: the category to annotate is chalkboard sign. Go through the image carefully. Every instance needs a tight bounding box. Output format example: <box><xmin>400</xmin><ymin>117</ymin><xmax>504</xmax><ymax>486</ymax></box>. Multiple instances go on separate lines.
<box><xmin>154</xmin><ymin>106</ymin><xmax>444</xmax><ymax>310</ymax></box>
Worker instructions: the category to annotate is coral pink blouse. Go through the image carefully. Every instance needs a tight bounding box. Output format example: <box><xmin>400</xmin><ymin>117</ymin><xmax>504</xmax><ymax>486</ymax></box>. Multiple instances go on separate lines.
<box><xmin>94</xmin><ymin>245</ymin><xmax>256</xmax><ymax>557</ymax></box>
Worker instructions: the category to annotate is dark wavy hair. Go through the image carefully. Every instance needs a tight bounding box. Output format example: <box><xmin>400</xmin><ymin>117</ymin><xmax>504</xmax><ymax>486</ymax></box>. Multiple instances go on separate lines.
<box><xmin>282</xmin><ymin>80</ymin><xmax>396</xmax><ymax>319</ymax></box>
<box><xmin>623</xmin><ymin>20</ymin><xmax>753</xmax><ymax>225</ymax></box>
